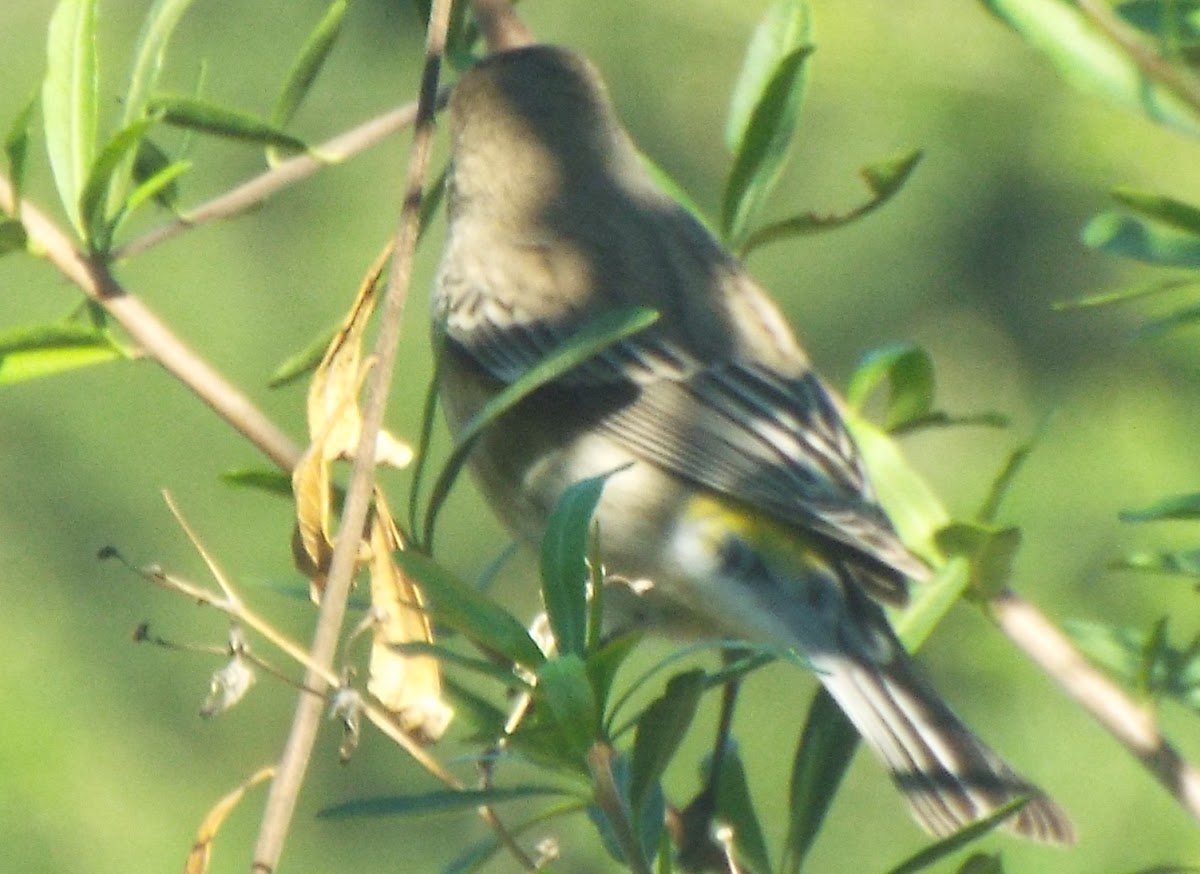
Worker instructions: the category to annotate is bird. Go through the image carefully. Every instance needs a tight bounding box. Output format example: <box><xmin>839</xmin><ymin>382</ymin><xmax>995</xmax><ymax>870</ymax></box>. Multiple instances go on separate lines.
<box><xmin>431</xmin><ymin>42</ymin><xmax>1074</xmax><ymax>845</ymax></box>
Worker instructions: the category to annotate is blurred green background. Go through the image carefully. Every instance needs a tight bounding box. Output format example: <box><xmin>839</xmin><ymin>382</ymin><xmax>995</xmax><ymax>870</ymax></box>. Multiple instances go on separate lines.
<box><xmin>2</xmin><ymin>1</ymin><xmax>1199</xmax><ymax>872</ymax></box>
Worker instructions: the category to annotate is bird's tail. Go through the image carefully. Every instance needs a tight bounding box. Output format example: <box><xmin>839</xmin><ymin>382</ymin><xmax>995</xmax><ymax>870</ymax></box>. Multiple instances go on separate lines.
<box><xmin>811</xmin><ymin>642</ymin><xmax>1075</xmax><ymax>844</ymax></box>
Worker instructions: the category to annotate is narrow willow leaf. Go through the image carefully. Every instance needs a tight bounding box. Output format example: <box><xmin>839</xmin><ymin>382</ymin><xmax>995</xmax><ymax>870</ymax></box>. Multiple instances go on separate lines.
<box><xmin>537</xmin><ymin>654</ymin><xmax>599</xmax><ymax>762</ymax></box>
<box><xmin>782</xmin><ymin>689</ymin><xmax>858</xmax><ymax>874</ymax></box>
<box><xmin>43</xmin><ymin>0</ymin><xmax>98</xmax><ymax>238</ymax></box>
<box><xmin>1112</xmin><ymin>548</ymin><xmax>1200</xmax><ymax>577</ymax></box>
<box><xmin>394</xmin><ymin>550</ymin><xmax>546</xmax><ymax>670</ymax></box>
<box><xmin>1121</xmin><ymin>492</ymin><xmax>1200</xmax><ymax>522</ymax></box>
<box><xmin>123</xmin><ymin>157</ymin><xmax>191</xmax><ymax>216</ymax></box>
<box><xmin>846</xmin><ymin>341</ymin><xmax>935</xmax><ymax>433</ymax></box>
<box><xmin>629</xmin><ymin>670</ymin><xmax>704</xmax><ymax>817</ymax></box>
<box><xmin>149</xmin><ymin>95</ymin><xmax>310</xmax><ymax>153</ymax></box>
<box><xmin>1082</xmin><ymin>210</ymin><xmax>1200</xmax><ymax>267</ymax></box>
<box><xmin>884</xmin><ymin>797</ymin><xmax>1032</xmax><ymax>874</ymax></box>
<box><xmin>977</xmin><ymin>441</ymin><xmax>1033</xmax><ymax>524</ymax></box>
<box><xmin>268</xmin><ymin>321</ymin><xmax>339</xmax><ymax>388</ymax></box>
<box><xmin>722</xmin><ymin>45</ymin><xmax>814</xmax><ymax>244</ymax></box>
<box><xmin>131</xmin><ymin>137</ymin><xmax>185</xmax><ymax>211</ymax></box>
<box><xmin>5</xmin><ymin>90</ymin><xmax>38</xmax><ymax>207</ymax></box>
<box><xmin>80</xmin><ymin>118</ymin><xmax>155</xmax><ymax>251</ymax></box>
<box><xmin>982</xmin><ymin>0</ymin><xmax>1200</xmax><ymax>136</ymax></box>
<box><xmin>318</xmin><ymin>785</ymin><xmax>568</xmax><ymax>819</ymax></box>
<box><xmin>185</xmin><ymin>766</ymin><xmax>274</xmax><ymax>874</ymax></box>
<box><xmin>726</xmin><ymin>0</ymin><xmax>811</xmax><ymax>153</ymax></box>
<box><xmin>1113</xmin><ymin>187</ymin><xmax>1200</xmax><ymax>236</ymax></box>
<box><xmin>218</xmin><ymin>467</ymin><xmax>293</xmax><ymax>498</ymax></box>
<box><xmin>712</xmin><ymin>746</ymin><xmax>772</xmax><ymax>874</ymax></box>
<box><xmin>271</xmin><ymin>0</ymin><xmax>347</xmax><ymax>131</ymax></box>
<box><xmin>0</xmin><ymin>322</ymin><xmax>125</xmax><ymax>384</ymax></box>
<box><xmin>541</xmin><ymin>472</ymin><xmax>612</xmax><ymax>658</ymax></box>
<box><xmin>422</xmin><ymin>306</ymin><xmax>658</xmax><ymax>549</ymax></box>
<box><xmin>1053</xmin><ymin>277</ymin><xmax>1200</xmax><ymax>310</ymax></box>
<box><xmin>110</xmin><ymin>0</ymin><xmax>198</xmax><ymax>218</ymax></box>
<box><xmin>0</xmin><ymin>220</ymin><xmax>28</xmax><ymax>256</ymax></box>
<box><xmin>741</xmin><ymin>150</ymin><xmax>923</xmax><ymax>255</ymax></box>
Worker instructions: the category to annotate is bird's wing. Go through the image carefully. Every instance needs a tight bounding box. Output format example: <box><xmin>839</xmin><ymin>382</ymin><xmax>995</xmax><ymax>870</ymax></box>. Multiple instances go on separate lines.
<box><xmin>439</xmin><ymin>281</ymin><xmax>927</xmax><ymax>599</ymax></box>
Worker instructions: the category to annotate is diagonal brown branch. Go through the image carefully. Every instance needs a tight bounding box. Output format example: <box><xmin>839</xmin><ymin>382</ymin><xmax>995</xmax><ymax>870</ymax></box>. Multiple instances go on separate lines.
<box><xmin>116</xmin><ymin>92</ymin><xmax>449</xmax><ymax>261</ymax></box>
<box><xmin>991</xmin><ymin>587</ymin><xmax>1200</xmax><ymax>825</ymax></box>
<box><xmin>0</xmin><ymin>174</ymin><xmax>301</xmax><ymax>471</ymax></box>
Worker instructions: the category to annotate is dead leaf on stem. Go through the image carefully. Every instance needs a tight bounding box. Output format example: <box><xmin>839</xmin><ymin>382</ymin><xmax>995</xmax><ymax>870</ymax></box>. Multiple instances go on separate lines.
<box><xmin>184</xmin><ymin>765</ymin><xmax>274</xmax><ymax>874</ymax></box>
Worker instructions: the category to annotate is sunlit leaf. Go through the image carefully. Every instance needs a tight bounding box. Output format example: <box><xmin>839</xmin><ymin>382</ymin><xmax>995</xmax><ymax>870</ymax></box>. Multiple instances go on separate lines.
<box><xmin>846</xmin><ymin>341</ymin><xmax>935</xmax><ymax>432</ymax></box>
<box><xmin>540</xmin><ymin>472</ymin><xmax>612</xmax><ymax>657</ymax></box>
<box><xmin>741</xmin><ymin>150</ymin><xmax>923</xmax><ymax>255</ymax></box>
<box><xmin>982</xmin><ymin>0</ymin><xmax>1200</xmax><ymax>136</ymax></box>
<box><xmin>1121</xmin><ymin>492</ymin><xmax>1200</xmax><ymax>522</ymax></box>
<box><xmin>149</xmin><ymin>95</ymin><xmax>310</xmax><ymax>153</ymax></box>
<box><xmin>43</xmin><ymin>0</ymin><xmax>98</xmax><ymax>238</ymax></box>
<box><xmin>421</xmin><ymin>306</ymin><xmax>658</xmax><ymax>549</ymax></box>
<box><xmin>722</xmin><ymin>44</ymin><xmax>814</xmax><ymax>244</ymax></box>
<box><xmin>318</xmin><ymin>785</ymin><xmax>569</xmax><ymax>819</ymax></box>
<box><xmin>0</xmin><ymin>322</ymin><xmax>126</xmax><ymax>384</ymax></box>
<box><xmin>726</xmin><ymin>0</ymin><xmax>811</xmax><ymax>153</ymax></box>
<box><xmin>394</xmin><ymin>549</ymin><xmax>545</xmax><ymax>670</ymax></box>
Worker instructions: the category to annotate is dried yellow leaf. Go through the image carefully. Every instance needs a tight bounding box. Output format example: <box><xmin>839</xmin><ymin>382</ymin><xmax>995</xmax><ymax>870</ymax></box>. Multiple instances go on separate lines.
<box><xmin>184</xmin><ymin>766</ymin><xmax>274</xmax><ymax>874</ymax></box>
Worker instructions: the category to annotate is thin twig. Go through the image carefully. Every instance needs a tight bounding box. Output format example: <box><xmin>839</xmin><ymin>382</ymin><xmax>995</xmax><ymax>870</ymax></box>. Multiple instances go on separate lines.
<box><xmin>248</xmin><ymin>1</ymin><xmax>454</xmax><ymax>870</ymax></box>
<box><xmin>116</xmin><ymin>93</ymin><xmax>449</xmax><ymax>261</ymax></box>
<box><xmin>1076</xmin><ymin>0</ymin><xmax>1200</xmax><ymax>117</ymax></box>
<box><xmin>0</xmin><ymin>175</ymin><xmax>301</xmax><ymax>471</ymax></box>
<box><xmin>991</xmin><ymin>587</ymin><xmax>1200</xmax><ymax>825</ymax></box>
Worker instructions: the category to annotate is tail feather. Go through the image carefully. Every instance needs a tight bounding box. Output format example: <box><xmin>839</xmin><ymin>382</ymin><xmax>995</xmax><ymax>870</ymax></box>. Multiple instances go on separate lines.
<box><xmin>815</xmin><ymin>648</ymin><xmax>1075</xmax><ymax>844</ymax></box>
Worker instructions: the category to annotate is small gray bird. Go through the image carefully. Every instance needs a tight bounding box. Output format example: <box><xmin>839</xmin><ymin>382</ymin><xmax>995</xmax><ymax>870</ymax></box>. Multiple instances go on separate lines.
<box><xmin>432</xmin><ymin>43</ymin><xmax>1073</xmax><ymax>844</ymax></box>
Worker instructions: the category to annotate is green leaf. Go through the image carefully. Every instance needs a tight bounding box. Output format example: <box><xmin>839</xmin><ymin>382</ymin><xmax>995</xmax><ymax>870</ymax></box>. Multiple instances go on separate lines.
<box><xmin>218</xmin><ymin>467</ymin><xmax>293</xmax><ymax>498</ymax></box>
<box><xmin>80</xmin><ymin>118</ymin><xmax>156</xmax><ymax>252</ymax></box>
<box><xmin>421</xmin><ymin>306</ymin><xmax>658</xmax><ymax>549</ymax></box>
<box><xmin>722</xmin><ymin>44</ymin><xmax>814</xmax><ymax>245</ymax></box>
<box><xmin>392</xmin><ymin>641</ymin><xmax>534</xmax><ymax>691</ymax></box>
<box><xmin>585</xmin><ymin>631</ymin><xmax>641</xmax><ymax>719</ymax></box>
<box><xmin>977</xmin><ymin>441</ymin><xmax>1033</xmax><ymax>524</ymax></box>
<box><xmin>537</xmin><ymin>654</ymin><xmax>600</xmax><ymax>762</ymax></box>
<box><xmin>1117</xmin><ymin>0</ymin><xmax>1200</xmax><ymax>49</ymax></box>
<box><xmin>1134</xmin><ymin>303</ymin><xmax>1200</xmax><ymax>339</ymax></box>
<box><xmin>726</xmin><ymin>0</ymin><xmax>811</xmax><ymax>154</ymax></box>
<box><xmin>982</xmin><ymin>0</ymin><xmax>1200</xmax><ymax>136</ymax></box>
<box><xmin>846</xmin><ymin>341</ymin><xmax>935</xmax><ymax>432</ymax></box>
<box><xmin>1082</xmin><ymin>209</ymin><xmax>1200</xmax><ymax>267</ymax></box>
<box><xmin>1112</xmin><ymin>548</ymin><xmax>1200</xmax><ymax>577</ymax></box>
<box><xmin>149</xmin><ymin>95</ymin><xmax>310</xmax><ymax>153</ymax></box>
<box><xmin>540</xmin><ymin>472</ymin><xmax>613</xmax><ymax>657</ymax></box>
<box><xmin>5</xmin><ymin>90</ymin><xmax>38</xmax><ymax>207</ymax></box>
<box><xmin>883</xmin><ymin>796</ymin><xmax>1032</xmax><ymax>874</ymax></box>
<box><xmin>318</xmin><ymin>785</ymin><xmax>568</xmax><ymax>819</ymax></box>
<box><xmin>1053</xmin><ymin>277</ymin><xmax>1200</xmax><ymax>310</ymax></box>
<box><xmin>936</xmin><ymin>522</ymin><xmax>1022</xmax><ymax>600</ymax></box>
<box><xmin>955</xmin><ymin>854</ymin><xmax>1005</xmax><ymax>874</ymax></box>
<box><xmin>43</xmin><ymin>0</ymin><xmax>98</xmax><ymax>238</ymax></box>
<box><xmin>271</xmin><ymin>1</ymin><xmax>347</xmax><ymax>136</ymax></box>
<box><xmin>1121</xmin><ymin>492</ymin><xmax>1200</xmax><ymax>522</ymax></box>
<box><xmin>629</xmin><ymin>670</ymin><xmax>704</xmax><ymax>817</ymax></box>
<box><xmin>740</xmin><ymin>150</ymin><xmax>923</xmax><ymax>255</ymax></box>
<box><xmin>0</xmin><ymin>322</ymin><xmax>125</xmax><ymax>384</ymax></box>
<box><xmin>393</xmin><ymin>549</ymin><xmax>545</xmax><ymax>670</ymax></box>
<box><xmin>268</xmin><ymin>321</ymin><xmax>339</xmax><ymax>388</ymax></box>
<box><xmin>109</xmin><ymin>0</ymin><xmax>198</xmax><ymax>218</ymax></box>
<box><xmin>781</xmin><ymin>689</ymin><xmax>858</xmax><ymax>874</ymax></box>
<box><xmin>1113</xmin><ymin>187</ymin><xmax>1200</xmax><ymax>236</ymax></box>
<box><xmin>711</xmin><ymin>745</ymin><xmax>772</xmax><ymax>874</ymax></box>
<box><xmin>0</xmin><ymin>219</ymin><xmax>28</xmax><ymax>256</ymax></box>
<box><xmin>131</xmin><ymin>137</ymin><xmax>186</xmax><ymax>211</ymax></box>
